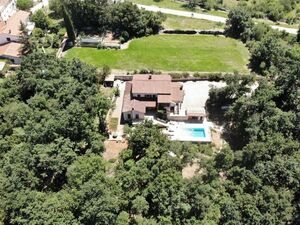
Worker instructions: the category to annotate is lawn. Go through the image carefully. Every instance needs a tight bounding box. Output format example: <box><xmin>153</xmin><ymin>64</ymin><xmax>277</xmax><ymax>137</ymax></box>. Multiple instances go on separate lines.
<box><xmin>128</xmin><ymin>0</ymin><xmax>228</xmax><ymax>17</ymax></box>
<box><xmin>163</xmin><ymin>14</ymin><xmax>224</xmax><ymax>30</ymax></box>
<box><xmin>66</xmin><ymin>35</ymin><xmax>249</xmax><ymax>73</ymax></box>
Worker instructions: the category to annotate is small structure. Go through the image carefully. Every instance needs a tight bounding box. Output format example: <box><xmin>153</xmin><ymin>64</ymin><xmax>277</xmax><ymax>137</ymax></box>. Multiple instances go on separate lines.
<box><xmin>79</xmin><ymin>37</ymin><xmax>101</xmax><ymax>48</ymax></box>
<box><xmin>104</xmin><ymin>74</ymin><xmax>115</xmax><ymax>87</ymax></box>
<box><xmin>0</xmin><ymin>42</ymin><xmax>21</xmax><ymax>64</ymax></box>
<box><xmin>121</xmin><ymin>74</ymin><xmax>184</xmax><ymax>122</ymax></box>
<box><xmin>0</xmin><ymin>10</ymin><xmax>33</xmax><ymax>45</ymax></box>
<box><xmin>79</xmin><ymin>33</ymin><xmax>121</xmax><ymax>49</ymax></box>
<box><xmin>0</xmin><ymin>7</ymin><xmax>34</xmax><ymax>64</ymax></box>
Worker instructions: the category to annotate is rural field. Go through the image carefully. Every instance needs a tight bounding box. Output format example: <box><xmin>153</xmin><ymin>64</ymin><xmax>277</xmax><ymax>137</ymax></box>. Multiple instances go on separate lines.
<box><xmin>66</xmin><ymin>35</ymin><xmax>249</xmax><ymax>73</ymax></box>
<box><xmin>163</xmin><ymin>14</ymin><xmax>224</xmax><ymax>30</ymax></box>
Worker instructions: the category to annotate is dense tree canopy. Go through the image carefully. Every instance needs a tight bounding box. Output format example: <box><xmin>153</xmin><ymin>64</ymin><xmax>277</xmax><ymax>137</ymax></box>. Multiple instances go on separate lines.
<box><xmin>62</xmin><ymin>0</ymin><xmax>165</xmax><ymax>41</ymax></box>
<box><xmin>0</xmin><ymin>54</ymin><xmax>112</xmax><ymax>224</ymax></box>
<box><xmin>225</xmin><ymin>6</ymin><xmax>254</xmax><ymax>42</ymax></box>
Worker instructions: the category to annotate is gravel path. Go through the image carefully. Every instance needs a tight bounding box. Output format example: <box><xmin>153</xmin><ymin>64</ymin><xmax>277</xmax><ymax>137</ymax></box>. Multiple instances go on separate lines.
<box><xmin>137</xmin><ymin>4</ymin><xmax>298</xmax><ymax>34</ymax></box>
<box><xmin>137</xmin><ymin>4</ymin><xmax>226</xmax><ymax>23</ymax></box>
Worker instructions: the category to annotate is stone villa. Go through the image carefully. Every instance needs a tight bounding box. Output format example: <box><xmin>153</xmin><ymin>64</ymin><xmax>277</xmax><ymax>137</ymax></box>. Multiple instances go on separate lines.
<box><xmin>122</xmin><ymin>74</ymin><xmax>184</xmax><ymax>122</ymax></box>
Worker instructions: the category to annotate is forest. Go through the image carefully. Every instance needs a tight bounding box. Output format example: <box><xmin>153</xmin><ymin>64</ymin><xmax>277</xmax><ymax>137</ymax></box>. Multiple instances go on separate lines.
<box><xmin>49</xmin><ymin>0</ymin><xmax>165</xmax><ymax>42</ymax></box>
<box><xmin>0</xmin><ymin>1</ymin><xmax>299</xmax><ymax>225</ymax></box>
<box><xmin>0</xmin><ymin>39</ymin><xmax>299</xmax><ymax>225</ymax></box>
<box><xmin>188</xmin><ymin>0</ymin><xmax>300</xmax><ymax>23</ymax></box>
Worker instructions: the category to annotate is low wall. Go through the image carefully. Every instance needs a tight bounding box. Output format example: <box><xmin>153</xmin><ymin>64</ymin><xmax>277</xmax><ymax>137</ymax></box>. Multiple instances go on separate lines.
<box><xmin>115</xmin><ymin>75</ymin><xmax>133</xmax><ymax>81</ymax></box>
<box><xmin>162</xmin><ymin>29</ymin><xmax>225</xmax><ymax>35</ymax></box>
<box><xmin>167</xmin><ymin>114</ymin><xmax>188</xmax><ymax>121</ymax></box>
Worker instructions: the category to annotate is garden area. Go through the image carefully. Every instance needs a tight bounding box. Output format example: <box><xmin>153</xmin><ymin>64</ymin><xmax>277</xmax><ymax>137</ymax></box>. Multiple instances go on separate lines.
<box><xmin>66</xmin><ymin>35</ymin><xmax>249</xmax><ymax>73</ymax></box>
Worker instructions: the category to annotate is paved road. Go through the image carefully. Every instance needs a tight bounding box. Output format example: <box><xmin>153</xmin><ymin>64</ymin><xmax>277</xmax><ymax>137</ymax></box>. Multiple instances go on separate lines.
<box><xmin>137</xmin><ymin>4</ymin><xmax>298</xmax><ymax>34</ymax></box>
<box><xmin>137</xmin><ymin>4</ymin><xmax>226</xmax><ymax>23</ymax></box>
<box><xmin>270</xmin><ymin>25</ymin><xmax>298</xmax><ymax>34</ymax></box>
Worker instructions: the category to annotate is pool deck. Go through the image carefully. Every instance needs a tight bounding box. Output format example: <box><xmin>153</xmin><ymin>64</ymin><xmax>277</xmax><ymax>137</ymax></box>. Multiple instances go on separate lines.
<box><xmin>165</xmin><ymin>121</ymin><xmax>212</xmax><ymax>142</ymax></box>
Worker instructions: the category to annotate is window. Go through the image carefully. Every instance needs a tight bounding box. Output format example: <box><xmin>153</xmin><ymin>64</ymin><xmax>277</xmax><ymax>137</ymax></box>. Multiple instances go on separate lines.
<box><xmin>6</xmin><ymin>37</ymin><xmax>11</xmax><ymax>42</ymax></box>
<box><xmin>135</xmin><ymin>114</ymin><xmax>139</xmax><ymax>119</ymax></box>
<box><xmin>127</xmin><ymin>114</ymin><xmax>131</xmax><ymax>119</ymax></box>
<box><xmin>137</xmin><ymin>94</ymin><xmax>140</xmax><ymax>98</ymax></box>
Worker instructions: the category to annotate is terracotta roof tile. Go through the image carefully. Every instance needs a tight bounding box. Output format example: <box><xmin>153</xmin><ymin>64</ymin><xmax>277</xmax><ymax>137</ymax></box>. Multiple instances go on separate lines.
<box><xmin>0</xmin><ymin>42</ymin><xmax>21</xmax><ymax>57</ymax></box>
<box><xmin>0</xmin><ymin>10</ymin><xmax>29</xmax><ymax>36</ymax></box>
<box><xmin>171</xmin><ymin>83</ymin><xmax>184</xmax><ymax>102</ymax></box>
<box><xmin>157</xmin><ymin>94</ymin><xmax>171</xmax><ymax>103</ymax></box>
<box><xmin>132</xmin><ymin>74</ymin><xmax>172</xmax><ymax>94</ymax></box>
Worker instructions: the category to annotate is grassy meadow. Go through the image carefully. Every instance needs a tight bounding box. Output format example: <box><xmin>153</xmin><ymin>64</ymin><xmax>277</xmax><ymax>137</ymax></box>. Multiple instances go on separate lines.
<box><xmin>66</xmin><ymin>35</ymin><xmax>249</xmax><ymax>73</ymax></box>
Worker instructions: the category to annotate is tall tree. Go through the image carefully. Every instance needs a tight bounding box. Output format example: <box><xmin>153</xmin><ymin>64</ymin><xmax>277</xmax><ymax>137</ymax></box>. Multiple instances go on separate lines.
<box><xmin>225</xmin><ymin>6</ymin><xmax>254</xmax><ymax>42</ymax></box>
<box><xmin>62</xmin><ymin>3</ymin><xmax>76</xmax><ymax>43</ymax></box>
<box><xmin>297</xmin><ymin>25</ymin><xmax>300</xmax><ymax>43</ymax></box>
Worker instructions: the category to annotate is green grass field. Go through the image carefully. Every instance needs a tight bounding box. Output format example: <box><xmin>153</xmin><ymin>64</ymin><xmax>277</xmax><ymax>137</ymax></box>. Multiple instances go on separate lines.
<box><xmin>66</xmin><ymin>35</ymin><xmax>249</xmax><ymax>73</ymax></box>
<box><xmin>163</xmin><ymin>14</ymin><xmax>224</xmax><ymax>30</ymax></box>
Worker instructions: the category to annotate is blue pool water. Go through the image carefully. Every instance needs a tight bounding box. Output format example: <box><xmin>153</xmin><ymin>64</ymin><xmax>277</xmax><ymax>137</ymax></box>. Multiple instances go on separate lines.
<box><xmin>186</xmin><ymin>128</ymin><xmax>206</xmax><ymax>138</ymax></box>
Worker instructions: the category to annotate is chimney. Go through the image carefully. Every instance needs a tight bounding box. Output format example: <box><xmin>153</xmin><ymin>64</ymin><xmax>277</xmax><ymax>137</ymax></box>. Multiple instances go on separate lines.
<box><xmin>148</xmin><ymin>75</ymin><xmax>152</xmax><ymax>80</ymax></box>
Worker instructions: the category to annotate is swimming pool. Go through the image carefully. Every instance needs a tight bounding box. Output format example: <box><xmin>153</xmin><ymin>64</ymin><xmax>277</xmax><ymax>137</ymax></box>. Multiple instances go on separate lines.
<box><xmin>168</xmin><ymin>123</ymin><xmax>211</xmax><ymax>142</ymax></box>
<box><xmin>186</xmin><ymin>128</ymin><xmax>206</xmax><ymax>138</ymax></box>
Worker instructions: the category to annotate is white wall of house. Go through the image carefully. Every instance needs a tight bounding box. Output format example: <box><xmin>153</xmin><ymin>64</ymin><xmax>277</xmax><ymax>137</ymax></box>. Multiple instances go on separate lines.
<box><xmin>0</xmin><ymin>0</ymin><xmax>16</xmax><ymax>21</ymax></box>
<box><xmin>123</xmin><ymin>110</ymin><xmax>144</xmax><ymax>121</ymax></box>
<box><xmin>0</xmin><ymin>33</ymin><xmax>19</xmax><ymax>45</ymax></box>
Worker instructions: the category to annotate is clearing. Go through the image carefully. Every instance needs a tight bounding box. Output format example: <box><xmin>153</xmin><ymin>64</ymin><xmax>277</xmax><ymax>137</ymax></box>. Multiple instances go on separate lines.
<box><xmin>66</xmin><ymin>35</ymin><xmax>249</xmax><ymax>73</ymax></box>
<box><xmin>163</xmin><ymin>14</ymin><xmax>224</xmax><ymax>30</ymax></box>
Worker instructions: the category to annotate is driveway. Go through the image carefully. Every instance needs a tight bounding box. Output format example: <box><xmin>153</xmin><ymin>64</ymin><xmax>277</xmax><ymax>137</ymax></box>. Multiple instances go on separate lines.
<box><xmin>137</xmin><ymin>4</ymin><xmax>226</xmax><ymax>23</ymax></box>
<box><xmin>136</xmin><ymin>4</ymin><xmax>298</xmax><ymax>34</ymax></box>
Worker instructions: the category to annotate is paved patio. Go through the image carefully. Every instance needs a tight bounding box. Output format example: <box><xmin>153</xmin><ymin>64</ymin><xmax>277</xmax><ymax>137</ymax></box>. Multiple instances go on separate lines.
<box><xmin>180</xmin><ymin>81</ymin><xmax>226</xmax><ymax>115</ymax></box>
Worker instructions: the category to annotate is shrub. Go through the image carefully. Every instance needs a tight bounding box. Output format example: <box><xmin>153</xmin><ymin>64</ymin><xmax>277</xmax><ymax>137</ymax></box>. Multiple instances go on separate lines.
<box><xmin>169</xmin><ymin>72</ymin><xmax>190</xmax><ymax>79</ymax></box>
<box><xmin>49</xmin><ymin>22</ymin><xmax>61</xmax><ymax>34</ymax></box>
<box><xmin>32</xmin><ymin>28</ymin><xmax>44</xmax><ymax>38</ymax></box>
<box><xmin>163</xmin><ymin>30</ymin><xmax>197</xmax><ymax>34</ymax></box>
<box><xmin>31</xmin><ymin>10</ymin><xmax>50</xmax><ymax>30</ymax></box>
<box><xmin>17</xmin><ymin>0</ymin><xmax>33</xmax><ymax>10</ymax></box>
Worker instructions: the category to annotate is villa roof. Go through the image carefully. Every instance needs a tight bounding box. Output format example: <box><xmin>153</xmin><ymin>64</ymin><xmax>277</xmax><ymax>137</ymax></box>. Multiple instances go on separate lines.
<box><xmin>0</xmin><ymin>10</ymin><xmax>29</xmax><ymax>36</ymax></box>
<box><xmin>157</xmin><ymin>94</ymin><xmax>171</xmax><ymax>103</ymax></box>
<box><xmin>132</xmin><ymin>74</ymin><xmax>172</xmax><ymax>94</ymax></box>
<box><xmin>0</xmin><ymin>0</ymin><xmax>10</xmax><ymax>6</ymax></box>
<box><xmin>131</xmin><ymin>99</ymin><xmax>146</xmax><ymax>113</ymax></box>
<box><xmin>122</xmin><ymin>82</ymin><xmax>133</xmax><ymax>113</ymax></box>
<box><xmin>171</xmin><ymin>83</ymin><xmax>184</xmax><ymax>102</ymax></box>
<box><xmin>122</xmin><ymin>82</ymin><xmax>157</xmax><ymax>113</ymax></box>
<box><xmin>0</xmin><ymin>42</ymin><xmax>21</xmax><ymax>57</ymax></box>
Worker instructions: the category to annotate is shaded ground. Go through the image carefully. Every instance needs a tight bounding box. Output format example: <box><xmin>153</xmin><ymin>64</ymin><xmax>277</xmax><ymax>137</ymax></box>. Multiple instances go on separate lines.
<box><xmin>182</xmin><ymin>163</ymin><xmax>202</xmax><ymax>179</ymax></box>
<box><xmin>211</xmin><ymin>129</ymin><xmax>223</xmax><ymax>149</ymax></box>
<box><xmin>103</xmin><ymin>140</ymin><xmax>128</xmax><ymax>161</ymax></box>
